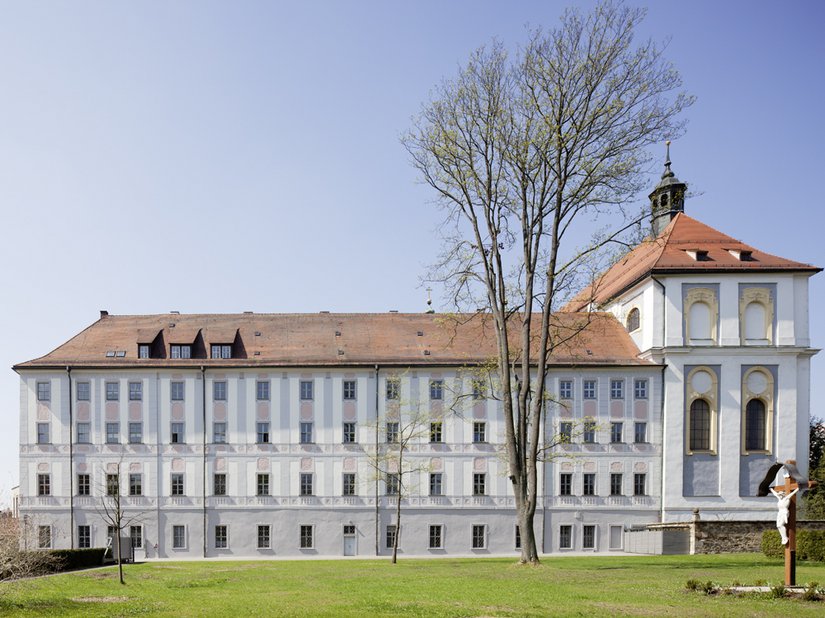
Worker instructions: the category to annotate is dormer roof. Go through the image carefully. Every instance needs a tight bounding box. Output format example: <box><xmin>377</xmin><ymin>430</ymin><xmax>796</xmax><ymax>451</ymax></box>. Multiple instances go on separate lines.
<box><xmin>563</xmin><ymin>213</ymin><xmax>820</xmax><ymax>311</ymax></box>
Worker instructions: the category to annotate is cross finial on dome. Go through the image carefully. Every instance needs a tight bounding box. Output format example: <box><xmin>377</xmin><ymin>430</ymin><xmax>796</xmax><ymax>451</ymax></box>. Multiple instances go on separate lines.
<box><xmin>662</xmin><ymin>140</ymin><xmax>674</xmax><ymax>179</ymax></box>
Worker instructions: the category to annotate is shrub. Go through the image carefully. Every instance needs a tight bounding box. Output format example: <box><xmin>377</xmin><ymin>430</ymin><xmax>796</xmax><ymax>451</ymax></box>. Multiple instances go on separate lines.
<box><xmin>770</xmin><ymin>584</ymin><xmax>786</xmax><ymax>598</ymax></box>
<box><xmin>761</xmin><ymin>530</ymin><xmax>783</xmax><ymax>558</ymax></box>
<box><xmin>685</xmin><ymin>579</ymin><xmax>700</xmax><ymax>591</ymax></box>
<box><xmin>802</xmin><ymin>584</ymin><xmax>820</xmax><ymax>602</ymax></box>
<box><xmin>700</xmin><ymin>581</ymin><xmax>715</xmax><ymax>595</ymax></box>
<box><xmin>798</xmin><ymin>530</ymin><xmax>825</xmax><ymax>562</ymax></box>
<box><xmin>45</xmin><ymin>548</ymin><xmax>106</xmax><ymax>572</ymax></box>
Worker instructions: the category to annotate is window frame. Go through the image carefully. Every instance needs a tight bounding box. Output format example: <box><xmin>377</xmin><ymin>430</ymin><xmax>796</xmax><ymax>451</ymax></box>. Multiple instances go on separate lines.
<box><xmin>214</xmin><ymin>473</ymin><xmax>227</xmax><ymax>496</ymax></box>
<box><xmin>78</xmin><ymin>525</ymin><xmax>91</xmax><ymax>549</ymax></box>
<box><xmin>583</xmin><ymin>379</ymin><xmax>597</xmax><ymax>400</ymax></box>
<box><xmin>582</xmin><ymin>524</ymin><xmax>596</xmax><ymax>550</ymax></box>
<box><xmin>342</xmin><ymin>472</ymin><xmax>356</xmax><ymax>496</ymax></box>
<box><xmin>582</xmin><ymin>472</ymin><xmax>596</xmax><ymax>496</ymax></box>
<box><xmin>257</xmin><ymin>524</ymin><xmax>271</xmax><ymax>549</ymax></box>
<box><xmin>429</xmin><ymin>421</ymin><xmax>443</xmax><ymax>443</ymax></box>
<box><xmin>105</xmin><ymin>422</ymin><xmax>120</xmax><ymax>444</ymax></box>
<box><xmin>37</xmin><ymin>473</ymin><xmax>51</xmax><ymax>496</ymax></box>
<box><xmin>170</xmin><ymin>473</ymin><xmax>184</xmax><ymax>496</ymax></box>
<box><xmin>472</xmin><ymin>472</ymin><xmax>486</xmax><ymax>496</ymax></box>
<box><xmin>300</xmin><ymin>472</ymin><xmax>313</xmax><ymax>496</ymax></box>
<box><xmin>471</xmin><ymin>524</ymin><xmax>486</xmax><ymax>549</ymax></box>
<box><xmin>213</xmin><ymin>381</ymin><xmax>227</xmax><ymax>401</ymax></box>
<box><xmin>610</xmin><ymin>422</ymin><xmax>623</xmax><ymax>444</ymax></box>
<box><xmin>299</xmin><ymin>422</ymin><xmax>313</xmax><ymax>444</ymax></box>
<box><xmin>77</xmin><ymin>382</ymin><xmax>91</xmax><ymax>401</ymax></box>
<box><xmin>429</xmin><ymin>472</ymin><xmax>443</xmax><ymax>496</ymax></box>
<box><xmin>76</xmin><ymin>422</ymin><xmax>91</xmax><ymax>444</ymax></box>
<box><xmin>129</xmin><ymin>382</ymin><xmax>143</xmax><ymax>401</ymax></box>
<box><xmin>256</xmin><ymin>473</ymin><xmax>270</xmax><ymax>496</ymax></box>
<box><xmin>634</xmin><ymin>379</ymin><xmax>648</xmax><ymax>400</ymax></box>
<box><xmin>213</xmin><ymin>422</ymin><xmax>227</xmax><ymax>444</ymax></box>
<box><xmin>77</xmin><ymin>473</ymin><xmax>90</xmax><ymax>496</ymax></box>
<box><xmin>342</xmin><ymin>422</ymin><xmax>356</xmax><ymax>444</ymax></box>
<box><xmin>610</xmin><ymin>379</ymin><xmax>624</xmax><ymax>400</ymax></box>
<box><xmin>385</xmin><ymin>524</ymin><xmax>396</xmax><ymax>549</ymax></box>
<box><xmin>36</xmin><ymin>422</ymin><xmax>50</xmax><ymax>445</ymax></box>
<box><xmin>214</xmin><ymin>525</ymin><xmax>228</xmax><ymax>549</ymax></box>
<box><xmin>129</xmin><ymin>473</ymin><xmax>142</xmax><ymax>496</ymax></box>
<box><xmin>472</xmin><ymin>421</ymin><xmax>486</xmax><ymax>444</ymax></box>
<box><xmin>559</xmin><ymin>380</ymin><xmax>573</xmax><ymax>400</ymax></box>
<box><xmin>257</xmin><ymin>422</ymin><xmax>270</xmax><ymax>444</ymax></box>
<box><xmin>36</xmin><ymin>381</ymin><xmax>50</xmax><ymax>402</ymax></box>
<box><xmin>170</xmin><ymin>422</ymin><xmax>185</xmax><ymax>444</ymax></box>
<box><xmin>385</xmin><ymin>421</ymin><xmax>399</xmax><ymax>443</ymax></box>
<box><xmin>582</xmin><ymin>421</ymin><xmax>596</xmax><ymax>444</ymax></box>
<box><xmin>300</xmin><ymin>524</ymin><xmax>314</xmax><ymax>549</ymax></box>
<box><xmin>256</xmin><ymin>380</ymin><xmax>270</xmax><ymax>401</ymax></box>
<box><xmin>299</xmin><ymin>380</ymin><xmax>313</xmax><ymax>401</ymax></box>
<box><xmin>610</xmin><ymin>473</ymin><xmax>623</xmax><ymax>497</ymax></box>
<box><xmin>634</xmin><ymin>421</ymin><xmax>647</xmax><ymax>444</ymax></box>
<box><xmin>128</xmin><ymin>422</ymin><xmax>143</xmax><ymax>444</ymax></box>
<box><xmin>429</xmin><ymin>379</ymin><xmax>444</xmax><ymax>400</ymax></box>
<box><xmin>105</xmin><ymin>381</ymin><xmax>119</xmax><ymax>402</ymax></box>
<box><xmin>385</xmin><ymin>472</ymin><xmax>399</xmax><ymax>496</ymax></box>
<box><xmin>385</xmin><ymin>378</ymin><xmax>400</xmax><ymax>400</ymax></box>
<box><xmin>172</xmin><ymin>525</ymin><xmax>186</xmax><ymax>549</ymax></box>
<box><xmin>38</xmin><ymin>525</ymin><xmax>52</xmax><ymax>549</ymax></box>
<box><xmin>559</xmin><ymin>473</ymin><xmax>572</xmax><ymax>496</ymax></box>
<box><xmin>429</xmin><ymin>524</ymin><xmax>443</xmax><ymax>549</ymax></box>
<box><xmin>634</xmin><ymin>472</ymin><xmax>646</xmax><ymax>496</ymax></box>
<box><xmin>343</xmin><ymin>380</ymin><xmax>357</xmax><ymax>400</ymax></box>
<box><xmin>559</xmin><ymin>525</ymin><xmax>572</xmax><ymax>550</ymax></box>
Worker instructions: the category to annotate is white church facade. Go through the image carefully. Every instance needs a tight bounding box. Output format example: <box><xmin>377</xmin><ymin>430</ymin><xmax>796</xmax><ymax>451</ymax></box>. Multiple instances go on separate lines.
<box><xmin>15</xmin><ymin>157</ymin><xmax>819</xmax><ymax>558</ymax></box>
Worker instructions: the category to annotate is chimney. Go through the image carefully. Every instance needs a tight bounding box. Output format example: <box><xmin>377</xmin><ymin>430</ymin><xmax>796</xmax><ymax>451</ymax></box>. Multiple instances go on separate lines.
<box><xmin>99</xmin><ymin>310</ymin><xmax>109</xmax><ymax>318</ymax></box>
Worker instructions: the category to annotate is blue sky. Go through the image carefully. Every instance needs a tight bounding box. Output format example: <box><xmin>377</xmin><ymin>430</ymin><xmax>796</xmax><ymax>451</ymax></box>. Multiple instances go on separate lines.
<box><xmin>1</xmin><ymin>1</ymin><xmax>823</xmax><ymax>502</ymax></box>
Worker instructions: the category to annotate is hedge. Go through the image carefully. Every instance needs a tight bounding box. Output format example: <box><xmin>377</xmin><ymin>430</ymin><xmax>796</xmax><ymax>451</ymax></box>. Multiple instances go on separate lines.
<box><xmin>762</xmin><ymin>529</ymin><xmax>825</xmax><ymax>561</ymax></box>
<box><xmin>47</xmin><ymin>548</ymin><xmax>107</xmax><ymax>571</ymax></box>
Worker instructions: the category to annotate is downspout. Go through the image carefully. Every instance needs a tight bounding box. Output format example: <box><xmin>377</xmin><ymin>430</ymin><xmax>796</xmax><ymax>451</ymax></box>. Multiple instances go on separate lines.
<box><xmin>374</xmin><ymin>364</ymin><xmax>380</xmax><ymax>556</ymax></box>
<box><xmin>201</xmin><ymin>366</ymin><xmax>207</xmax><ymax>558</ymax></box>
<box><xmin>67</xmin><ymin>366</ymin><xmax>74</xmax><ymax>549</ymax></box>
<box><xmin>652</xmin><ymin>276</ymin><xmax>667</xmax><ymax>523</ymax></box>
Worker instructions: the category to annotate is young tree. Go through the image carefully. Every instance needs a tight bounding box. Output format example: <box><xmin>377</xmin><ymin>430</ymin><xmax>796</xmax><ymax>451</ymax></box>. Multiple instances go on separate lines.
<box><xmin>404</xmin><ymin>1</ymin><xmax>691</xmax><ymax>563</ymax></box>
<box><xmin>0</xmin><ymin>514</ymin><xmax>58</xmax><ymax>582</ymax></box>
<box><xmin>96</xmin><ymin>461</ymin><xmax>143</xmax><ymax>585</ymax></box>
<box><xmin>804</xmin><ymin>416</ymin><xmax>825</xmax><ymax>519</ymax></box>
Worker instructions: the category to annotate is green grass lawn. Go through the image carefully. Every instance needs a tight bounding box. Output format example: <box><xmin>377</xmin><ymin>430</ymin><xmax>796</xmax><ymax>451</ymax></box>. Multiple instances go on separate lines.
<box><xmin>0</xmin><ymin>554</ymin><xmax>822</xmax><ymax>617</ymax></box>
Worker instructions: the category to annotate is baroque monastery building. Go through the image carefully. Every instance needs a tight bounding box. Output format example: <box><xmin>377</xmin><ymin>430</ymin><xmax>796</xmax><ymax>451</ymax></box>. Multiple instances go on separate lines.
<box><xmin>15</xmin><ymin>156</ymin><xmax>819</xmax><ymax>558</ymax></box>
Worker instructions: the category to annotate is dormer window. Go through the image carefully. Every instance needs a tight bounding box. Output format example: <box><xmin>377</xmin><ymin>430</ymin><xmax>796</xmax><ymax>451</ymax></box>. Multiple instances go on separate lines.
<box><xmin>138</xmin><ymin>345</ymin><xmax>151</xmax><ymax>359</ymax></box>
<box><xmin>686</xmin><ymin>249</ymin><xmax>709</xmax><ymax>261</ymax></box>
<box><xmin>727</xmin><ymin>249</ymin><xmax>754</xmax><ymax>261</ymax></box>
<box><xmin>170</xmin><ymin>345</ymin><xmax>191</xmax><ymax>359</ymax></box>
<box><xmin>211</xmin><ymin>344</ymin><xmax>232</xmax><ymax>359</ymax></box>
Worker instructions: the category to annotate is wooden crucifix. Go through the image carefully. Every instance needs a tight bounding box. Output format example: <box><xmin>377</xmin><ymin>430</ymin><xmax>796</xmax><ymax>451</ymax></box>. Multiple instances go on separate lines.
<box><xmin>758</xmin><ymin>459</ymin><xmax>819</xmax><ymax>586</ymax></box>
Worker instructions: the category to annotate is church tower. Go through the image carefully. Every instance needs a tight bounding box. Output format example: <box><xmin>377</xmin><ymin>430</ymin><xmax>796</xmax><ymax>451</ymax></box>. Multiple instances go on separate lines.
<box><xmin>649</xmin><ymin>141</ymin><xmax>687</xmax><ymax>237</ymax></box>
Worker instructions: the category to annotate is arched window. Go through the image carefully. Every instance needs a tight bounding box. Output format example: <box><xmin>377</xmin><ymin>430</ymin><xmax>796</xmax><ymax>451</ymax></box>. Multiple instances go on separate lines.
<box><xmin>744</xmin><ymin>399</ymin><xmax>766</xmax><ymax>451</ymax></box>
<box><xmin>688</xmin><ymin>302</ymin><xmax>711</xmax><ymax>340</ymax></box>
<box><xmin>744</xmin><ymin>302</ymin><xmax>767</xmax><ymax>340</ymax></box>
<box><xmin>626</xmin><ymin>308</ymin><xmax>640</xmax><ymax>332</ymax></box>
<box><xmin>689</xmin><ymin>399</ymin><xmax>711</xmax><ymax>451</ymax></box>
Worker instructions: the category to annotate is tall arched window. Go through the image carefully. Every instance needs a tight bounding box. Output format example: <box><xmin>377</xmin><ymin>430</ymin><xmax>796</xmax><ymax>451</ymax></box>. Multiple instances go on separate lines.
<box><xmin>744</xmin><ymin>302</ymin><xmax>768</xmax><ymax>340</ymax></box>
<box><xmin>626</xmin><ymin>308</ymin><xmax>640</xmax><ymax>332</ymax></box>
<box><xmin>744</xmin><ymin>399</ymin><xmax>766</xmax><ymax>451</ymax></box>
<box><xmin>688</xmin><ymin>302</ymin><xmax>711</xmax><ymax>340</ymax></box>
<box><xmin>689</xmin><ymin>399</ymin><xmax>711</xmax><ymax>451</ymax></box>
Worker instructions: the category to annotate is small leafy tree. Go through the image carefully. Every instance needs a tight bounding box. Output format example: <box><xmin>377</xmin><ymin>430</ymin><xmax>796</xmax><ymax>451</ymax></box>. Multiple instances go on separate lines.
<box><xmin>804</xmin><ymin>416</ymin><xmax>825</xmax><ymax>519</ymax></box>
<box><xmin>96</xmin><ymin>461</ymin><xmax>143</xmax><ymax>585</ymax></box>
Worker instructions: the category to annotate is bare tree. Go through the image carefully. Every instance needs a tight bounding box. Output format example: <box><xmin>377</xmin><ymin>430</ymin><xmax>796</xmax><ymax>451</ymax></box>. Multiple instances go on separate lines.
<box><xmin>404</xmin><ymin>1</ymin><xmax>691</xmax><ymax>564</ymax></box>
<box><xmin>96</xmin><ymin>461</ymin><xmax>143</xmax><ymax>585</ymax></box>
<box><xmin>0</xmin><ymin>514</ymin><xmax>58</xmax><ymax>582</ymax></box>
<box><xmin>368</xmin><ymin>382</ymin><xmax>430</xmax><ymax>564</ymax></box>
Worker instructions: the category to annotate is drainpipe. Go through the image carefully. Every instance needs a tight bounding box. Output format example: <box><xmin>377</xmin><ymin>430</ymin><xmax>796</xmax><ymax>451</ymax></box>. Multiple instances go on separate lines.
<box><xmin>652</xmin><ymin>276</ymin><xmax>668</xmax><ymax>523</ymax></box>
<box><xmin>374</xmin><ymin>364</ymin><xmax>380</xmax><ymax>556</ymax></box>
<box><xmin>67</xmin><ymin>366</ymin><xmax>74</xmax><ymax>549</ymax></box>
<box><xmin>201</xmin><ymin>366</ymin><xmax>207</xmax><ymax>558</ymax></box>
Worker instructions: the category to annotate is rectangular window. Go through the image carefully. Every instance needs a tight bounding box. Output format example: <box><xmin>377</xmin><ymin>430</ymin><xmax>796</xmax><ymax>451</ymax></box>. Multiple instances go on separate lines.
<box><xmin>385</xmin><ymin>473</ymin><xmax>399</xmax><ymax>496</ymax></box>
<box><xmin>429</xmin><ymin>473</ymin><xmax>442</xmax><ymax>496</ymax></box>
<box><xmin>342</xmin><ymin>422</ymin><xmax>356</xmax><ymax>444</ymax></box>
<box><xmin>171</xmin><ymin>473</ymin><xmax>184</xmax><ymax>496</ymax></box>
<box><xmin>634</xmin><ymin>473</ymin><xmax>646</xmax><ymax>496</ymax></box>
<box><xmin>300</xmin><ymin>525</ymin><xmax>313</xmax><ymax>549</ymax></box>
<box><xmin>106</xmin><ymin>382</ymin><xmax>119</xmax><ymax>401</ymax></box>
<box><xmin>634</xmin><ymin>422</ymin><xmax>647</xmax><ymax>444</ymax></box>
<box><xmin>559</xmin><ymin>525</ymin><xmax>572</xmax><ymax>549</ymax></box>
<box><xmin>610</xmin><ymin>473</ymin><xmax>622</xmax><ymax>496</ymax></box>
<box><xmin>473</xmin><ymin>473</ymin><xmax>486</xmax><ymax>496</ymax></box>
<box><xmin>138</xmin><ymin>344</ymin><xmax>150</xmax><ymax>359</ymax></box>
<box><xmin>130</xmin><ymin>525</ymin><xmax>143</xmax><ymax>549</ymax></box>
<box><xmin>172</xmin><ymin>525</ymin><xmax>185</xmax><ymax>549</ymax></box>
<box><xmin>583</xmin><ymin>380</ymin><xmax>596</xmax><ymax>399</ymax></box>
<box><xmin>583</xmin><ymin>421</ymin><xmax>596</xmax><ymax>444</ymax></box>
<box><xmin>386</xmin><ymin>421</ymin><xmax>399</xmax><ymax>443</ymax></box>
<box><xmin>77</xmin><ymin>422</ymin><xmax>90</xmax><ymax>444</ymax></box>
<box><xmin>36</xmin><ymin>423</ymin><xmax>49</xmax><ymax>444</ymax></box>
<box><xmin>37</xmin><ymin>473</ymin><xmax>50</xmax><ymax>496</ymax></box>
<box><xmin>610</xmin><ymin>379</ymin><xmax>624</xmax><ymax>399</ymax></box>
<box><xmin>214</xmin><ymin>473</ymin><xmax>227</xmax><ymax>496</ymax></box>
<box><xmin>78</xmin><ymin>525</ymin><xmax>91</xmax><ymax>549</ymax></box>
<box><xmin>429</xmin><ymin>525</ymin><xmax>443</xmax><ymax>549</ymax></box>
<box><xmin>429</xmin><ymin>379</ymin><xmax>443</xmax><ymax>400</ymax></box>
<box><xmin>300</xmin><ymin>422</ymin><xmax>313</xmax><ymax>444</ymax></box>
<box><xmin>610</xmin><ymin>422</ymin><xmax>623</xmax><ymax>444</ymax></box>
<box><xmin>38</xmin><ymin>526</ymin><xmax>51</xmax><ymax>549</ymax></box>
<box><xmin>472</xmin><ymin>422</ymin><xmax>486</xmax><ymax>443</ymax></box>
<box><xmin>343</xmin><ymin>473</ymin><xmax>356</xmax><ymax>496</ymax></box>
<box><xmin>386</xmin><ymin>378</ymin><xmax>399</xmax><ymax>400</ymax></box>
<box><xmin>385</xmin><ymin>525</ymin><xmax>396</xmax><ymax>549</ymax></box>
<box><xmin>36</xmin><ymin>381</ymin><xmax>50</xmax><ymax>402</ymax></box>
<box><xmin>77</xmin><ymin>382</ymin><xmax>90</xmax><ymax>401</ymax></box>
<box><xmin>170</xmin><ymin>345</ymin><xmax>191</xmax><ymax>359</ymax></box>
<box><xmin>343</xmin><ymin>380</ymin><xmax>356</xmax><ymax>400</ymax></box>
<box><xmin>106</xmin><ymin>473</ymin><xmax>119</xmax><ymax>496</ymax></box>
<box><xmin>634</xmin><ymin>379</ymin><xmax>648</xmax><ymax>399</ymax></box>
<box><xmin>300</xmin><ymin>473</ymin><xmax>313</xmax><ymax>496</ymax></box>
<box><xmin>471</xmin><ymin>379</ymin><xmax>486</xmax><ymax>400</ymax></box>
<box><xmin>213</xmin><ymin>422</ymin><xmax>227</xmax><ymax>444</ymax></box>
<box><xmin>215</xmin><ymin>525</ymin><xmax>228</xmax><ymax>549</ymax></box>
<box><xmin>472</xmin><ymin>524</ymin><xmax>485</xmax><ymax>549</ymax></box>
<box><xmin>171</xmin><ymin>422</ymin><xmax>184</xmax><ymax>444</ymax></box>
<box><xmin>257</xmin><ymin>525</ymin><xmax>271</xmax><ymax>549</ymax></box>
<box><xmin>129</xmin><ymin>382</ymin><xmax>143</xmax><ymax>401</ymax></box>
<box><xmin>77</xmin><ymin>473</ymin><xmax>90</xmax><ymax>496</ymax></box>
<box><xmin>129</xmin><ymin>422</ymin><xmax>143</xmax><ymax>444</ymax></box>
<box><xmin>559</xmin><ymin>380</ymin><xmax>573</xmax><ymax>400</ymax></box>
<box><xmin>583</xmin><ymin>525</ymin><xmax>596</xmax><ymax>550</ymax></box>
<box><xmin>343</xmin><ymin>524</ymin><xmax>355</xmax><ymax>536</ymax></box>
<box><xmin>106</xmin><ymin>422</ymin><xmax>119</xmax><ymax>444</ymax></box>
<box><xmin>170</xmin><ymin>381</ymin><xmax>185</xmax><ymax>401</ymax></box>
<box><xmin>257</xmin><ymin>380</ymin><xmax>270</xmax><ymax>401</ymax></box>
<box><xmin>559</xmin><ymin>473</ymin><xmax>572</xmax><ymax>496</ymax></box>
<box><xmin>211</xmin><ymin>344</ymin><xmax>232</xmax><ymax>359</ymax></box>
<box><xmin>559</xmin><ymin>422</ymin><xmax>572</xmax><ymax>443</ymax></box>
<box><xmin>299</xmin><ymin>380</ymin><xmax>313</xmax><ymax>401</ymax></box>
<box><xmin>257</xmin><ymin>473</ymin><xmax>270</xmax><ymax>496</ymax></box>
<box><xmin>257</xmin><ymin>422</ymin><xmax>270</xmax><ymax>444</ymax></box>
<box><xmin>430</xmin><ymin>421</ymin><xmax>442</xmax><ymax>443</ymax></box>
<box><xmin>129</xmin><ymin>473</ymin><xmax>142</xmax><ymax>496</ymax></box>
<box><xmin>583</xmin><ymin>473</ymin><xmax>596</xmax><ymax>496</ymax></box>
<box><xmin>213</xmin><ymin>381</ymin><xmax>227</xmax><ymax>401</ymax></box>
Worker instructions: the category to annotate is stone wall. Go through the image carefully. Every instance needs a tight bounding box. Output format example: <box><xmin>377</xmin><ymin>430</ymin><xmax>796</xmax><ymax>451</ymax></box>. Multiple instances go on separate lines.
<box><xmin>692</xmin><ymin>520</ymin><xmax>825</xmax><ymax>554</ymax></box>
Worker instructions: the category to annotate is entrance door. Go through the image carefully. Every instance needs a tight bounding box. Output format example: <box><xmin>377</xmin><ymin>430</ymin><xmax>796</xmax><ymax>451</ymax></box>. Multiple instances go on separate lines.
<box><xmin>343</xmin><ymin>524</ymin><xmax>356</xmax><ymax>556</ymax></box>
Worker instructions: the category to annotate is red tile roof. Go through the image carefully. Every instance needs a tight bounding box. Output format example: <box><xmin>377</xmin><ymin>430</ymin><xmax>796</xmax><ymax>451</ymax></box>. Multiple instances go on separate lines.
<box><xmin>15</xmin><ymin>312</ymin><xmax>651</xmax><ymax>369</ymax></box>
<box><xmin>563</xmin><ymin>213</ymin><xmax>820</xmax><ymax>311</ymax></box>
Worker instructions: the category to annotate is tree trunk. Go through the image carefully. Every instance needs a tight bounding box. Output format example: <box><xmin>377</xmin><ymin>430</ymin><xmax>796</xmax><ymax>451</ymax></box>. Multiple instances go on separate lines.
<box><xmin>391</xmin><ymin>491</ymin><xmax>401</xmax><ymax>564</ymax></box>
<box><xmin>515</xmin><ymin>478</ymin><xmax>540</xmax><ymax>564</ymax></box>
<box><xmin>115</xmin><ymin>532</ymin><xmax>124</xmax><ymax>585</ymax></box>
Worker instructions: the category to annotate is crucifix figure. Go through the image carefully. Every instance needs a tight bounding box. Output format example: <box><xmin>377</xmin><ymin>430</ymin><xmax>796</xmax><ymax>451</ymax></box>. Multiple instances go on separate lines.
<box><xmin>758</xmin><ymin>459</ymin><xmax>819</xmax><ymax>586</ymax></box>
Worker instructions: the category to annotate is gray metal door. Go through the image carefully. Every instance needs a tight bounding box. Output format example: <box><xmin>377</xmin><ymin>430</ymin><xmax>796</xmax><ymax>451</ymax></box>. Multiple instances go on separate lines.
<box><xmin>343</xmin><ymin>535</ymin><xmax>356</xmax><ymax>556</ymax></box>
